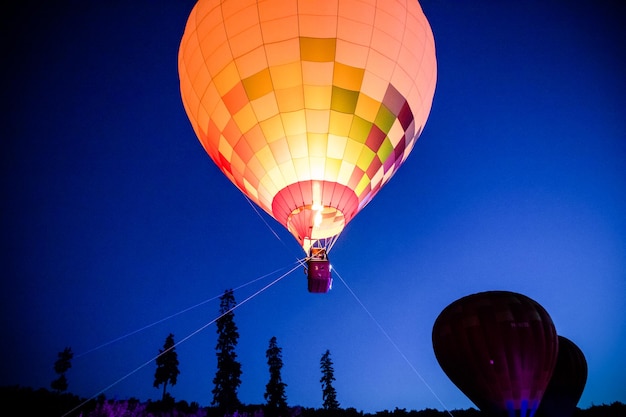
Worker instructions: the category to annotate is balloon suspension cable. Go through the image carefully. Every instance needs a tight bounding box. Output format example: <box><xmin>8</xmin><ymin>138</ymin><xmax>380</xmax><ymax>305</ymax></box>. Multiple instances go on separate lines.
<box><xmin>334</xmin><ymin>268</ymin><xmax>455</xmax><ymax>417</ymax></box>
<box><xmin>325</xmin><ymin>235</ymin><xmax>339</xmax><ymax>253</ymax></box>
<box><xmin>307</xmin><ymin>234</ymin><xmax>340</xmax><ymax>258</ymax></box>
<box><xmin>243</xmin><ymin>195</ymin><xmax>281</xmax><ymax>241</ymax></box>
<box><xmin>322</xmin><ymin>235</ymin><xmax>340</xmax><ymax>254</ymax></box>
<box><xmin>62</xmin><ymin>262</ymin><xmax>302</xmax><ymax>417</ymax></box>
<box><xmin>74</xmin><ymin>262</ymin><xmax>301</xmax><ymax>359</ymax></box>
<box><xmin>243</xmin><ymin>194</ymin><xmax>301</xmax><ymax>257</ymax></box>
<box><xmin>242</xmin><ymin>194</ymin><xmax>341</xmax><ymax>257</ymax></box>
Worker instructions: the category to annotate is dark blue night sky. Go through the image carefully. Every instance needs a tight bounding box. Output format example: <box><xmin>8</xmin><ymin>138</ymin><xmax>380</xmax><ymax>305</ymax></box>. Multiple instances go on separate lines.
<box><xmin>2</xmin><ymin>0</ymin><xmax>625</xmax><ymax>413</ymax></box>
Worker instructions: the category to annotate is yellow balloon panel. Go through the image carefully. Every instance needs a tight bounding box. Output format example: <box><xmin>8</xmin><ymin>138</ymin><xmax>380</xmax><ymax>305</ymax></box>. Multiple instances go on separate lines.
<box><xmin>179</xmin><ymin>0</ymin><xmax>437</xmax><ymax>250</ymax></box>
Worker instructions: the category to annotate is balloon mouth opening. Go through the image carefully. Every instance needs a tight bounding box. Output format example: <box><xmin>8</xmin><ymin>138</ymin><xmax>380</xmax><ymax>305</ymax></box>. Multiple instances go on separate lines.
<box><xmin>270</xmin><ymin>180</ymin><xmax>359</xmax><ymax>252</ymax></box>
<box><xmin>287</xmin><ymin>205</ymin><xmax>346</xmax><ymax>245</ymax></box>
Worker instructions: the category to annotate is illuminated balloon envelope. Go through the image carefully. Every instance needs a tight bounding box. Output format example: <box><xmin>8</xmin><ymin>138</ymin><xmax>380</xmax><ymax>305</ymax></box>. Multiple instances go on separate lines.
<box><xmin>432</xmin><ymin>291</ymin><xmax>559</xmax><ymax>417</ymax></box>
<box><xmin>178</xmin><ymin>0</ymin><xmax>437</xmax><ymax>254</ymax></box>
<box><xmin>536</xmin><ymin>336</ymin><xmax>587</xmax><ymax>417</ymax></box>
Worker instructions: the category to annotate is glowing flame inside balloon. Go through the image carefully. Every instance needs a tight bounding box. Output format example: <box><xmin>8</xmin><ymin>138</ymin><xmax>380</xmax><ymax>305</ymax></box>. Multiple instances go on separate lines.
<box><xmin>314</xmin><ymin>210</ymin><xmax>323</xmax><ymax>227</ymax></box>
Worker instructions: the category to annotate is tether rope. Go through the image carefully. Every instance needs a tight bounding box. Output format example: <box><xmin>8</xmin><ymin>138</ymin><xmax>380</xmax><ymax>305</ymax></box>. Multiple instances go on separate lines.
<box><xmin>62</xmin><ymin>262</ymin><xmax>302</xmax><ymax>417</ymax></box>
<box><xmin>244</xmin><ymin>192</ymin><xmax>452</xmax><ymax>414</ymax></box>
<box><xmin>334</xmin><ymin>268</ymin><xmax>454</xmax><ymax>417</ymax></box>
<box><xmin>75</xmin><ymin>262</ymin><xmax>301</xmax><ymax>359</ymax></box>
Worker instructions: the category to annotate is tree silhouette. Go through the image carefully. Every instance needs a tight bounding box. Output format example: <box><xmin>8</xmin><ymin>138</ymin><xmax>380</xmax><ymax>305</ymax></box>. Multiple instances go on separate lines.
<box><xmin>265</xmin><ymin>336</ymin><xmax>288</xmax><ymax>415</ymax></box>
<box><xmin>153</xmin><ymin>333</ymin><xmax>180</xmax><ymax>402</ymax></box>
<box><xmin>50</xmin><ymin>347</ymin><xmax>73</xmax><ymax>392</ymax></box>
<box><xmin>212</xmin><ymin>289</ymin><xmax>242</xmax><ymax>413</ymax></box>
<box><xmin>320</xmin><ymin>349</ymin><xmax>340</xmax><ymax>410</ymax></box>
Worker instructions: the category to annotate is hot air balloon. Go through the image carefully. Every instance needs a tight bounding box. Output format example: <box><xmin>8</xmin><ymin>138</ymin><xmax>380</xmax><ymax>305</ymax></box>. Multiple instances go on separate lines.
<box><xmin>536</xmin><ymin>336</ymin><xmax>588</xmax><ymax>417</ymax></box>
<box><xmin>432</xmin><ymin>291</ymin><xmax>559</xmax><ymax>417</ymax></box>
<box><xmin>178</xmin><ymin>0</ymin><xmax>437</xmax><ymax>292</ymax></box>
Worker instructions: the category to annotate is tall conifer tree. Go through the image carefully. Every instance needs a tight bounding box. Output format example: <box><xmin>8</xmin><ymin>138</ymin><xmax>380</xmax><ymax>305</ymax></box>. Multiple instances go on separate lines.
<box><xmin>153</xmin><ymin>333</ymin><xmax>180</xmax><ymax>401</ymax></box>
<box><xmin>212</xmin><ymin>289</ymin><xmax>242</xmax><ymax>413</ymax></box>
<box><xmin>264</xmin><ymin>336</ymin><xmax>288</xmax><ymax>415</ymax></box>
<box><xmin>320</xmin><ymin>349</ymin><xmax>340</xmax><ymax>410</ymax></box>
<box><xmin>51</xmin><ymin>347</ymin><xmax>73</xmax><ymax>392</ymax></box>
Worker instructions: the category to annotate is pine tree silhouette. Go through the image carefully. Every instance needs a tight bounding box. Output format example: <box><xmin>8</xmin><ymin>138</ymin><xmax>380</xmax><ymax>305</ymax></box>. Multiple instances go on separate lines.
<box><xmin>320</xmin><ymin>349</ymin><xmax>340</xmax><ymax>410</ymax></box>
<box><xmin>265</xmin><ymin>336</ymin><xmax>288</xmax><ymax>415</ymax></box>
<box><xmin>153</xmin><ymin>333</ymin><xmax>180</xmax><ymax>402</ymax></box>
<box><xmin>51</xmin><ymin>347</ymin><xmax>73</xmax><ymax>393</ymax></box>
<box><xmin>212</xmin><ymin>289</ymin><xmax>242</xmax><ymax>413</ymax></box>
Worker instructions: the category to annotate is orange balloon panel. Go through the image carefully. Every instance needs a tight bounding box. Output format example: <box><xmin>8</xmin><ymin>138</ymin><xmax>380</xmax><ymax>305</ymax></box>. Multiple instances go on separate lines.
<box><xmin>179</xmin><ymin>0</ymin><xmax>437</xmax><ymax>251</ymax></box>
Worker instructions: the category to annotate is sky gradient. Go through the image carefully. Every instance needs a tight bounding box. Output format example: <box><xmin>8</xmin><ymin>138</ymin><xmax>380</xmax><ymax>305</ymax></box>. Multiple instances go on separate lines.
<box><xmin>2</xmin><ymin>0</ymin><xmax>625</xmax><ymax>414</ymax></box>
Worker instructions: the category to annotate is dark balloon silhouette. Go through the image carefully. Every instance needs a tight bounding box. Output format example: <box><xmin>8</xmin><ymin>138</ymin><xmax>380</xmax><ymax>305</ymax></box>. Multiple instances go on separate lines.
<box><xmin>432</xmin><ymin>291</ymin><xmax>559</xmax><ymax>417</ymax></box>
<box><xmin>536</xmin><ymin>336</ymin><xmax>588</xmax><ymax>417</ymax></box>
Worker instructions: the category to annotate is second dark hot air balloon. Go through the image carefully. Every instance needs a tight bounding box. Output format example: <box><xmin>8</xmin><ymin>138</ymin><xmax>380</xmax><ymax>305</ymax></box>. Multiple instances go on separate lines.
<box><xmin>536</xmin><ymin>335</ymin><xmax>588</xmax><ymax>417</ymax></box>
<box><xmin>432</xmin><ymin>291</ymin><xmax>559</xmax><ymax>417</ymax></box>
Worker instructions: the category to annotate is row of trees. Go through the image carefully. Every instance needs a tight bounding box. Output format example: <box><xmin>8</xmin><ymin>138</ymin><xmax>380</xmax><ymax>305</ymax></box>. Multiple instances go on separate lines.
<box><xmin>52</xmin><ymin>289</ymin><xmax>340</xmax><ymax>415</ymax></box>
<box><xmin>201</xmin><ymin>289</ymin><xmax>340</xmax><ymax>415</ymax></box>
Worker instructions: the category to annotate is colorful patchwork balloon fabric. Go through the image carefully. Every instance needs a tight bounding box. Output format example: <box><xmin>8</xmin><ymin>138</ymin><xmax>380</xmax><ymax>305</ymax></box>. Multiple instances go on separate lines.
<box><xmin>179</xmin><ymin>0</ymin><xmax>437</xmax><ymax>252</ymax></box>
